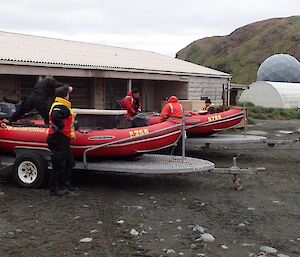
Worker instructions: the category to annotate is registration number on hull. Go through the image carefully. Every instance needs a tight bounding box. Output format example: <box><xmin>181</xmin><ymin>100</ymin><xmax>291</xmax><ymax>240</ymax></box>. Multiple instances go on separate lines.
<box><xmin>208</xmin><ymin>114</ymin><xmax>222</xmax><ymax>122</ymax></box>
<box><xmin>129</xmin><ymin>129</ymin><xmax>150</xmax><ymax>137</ymax></box>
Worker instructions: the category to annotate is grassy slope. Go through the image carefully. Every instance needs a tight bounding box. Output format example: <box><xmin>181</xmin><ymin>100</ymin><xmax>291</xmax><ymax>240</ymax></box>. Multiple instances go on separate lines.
<box><xmin>176</xmin><ymin>16</ymin><xmax>300</xmax><ymax>84</ymax></box>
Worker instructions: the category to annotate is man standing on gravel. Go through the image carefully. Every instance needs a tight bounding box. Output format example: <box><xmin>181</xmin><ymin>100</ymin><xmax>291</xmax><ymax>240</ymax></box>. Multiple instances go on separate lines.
<box><xmin>47</xmin><ymin>85</ymin><xmax>77</xmax><ymax>197</ymax></box>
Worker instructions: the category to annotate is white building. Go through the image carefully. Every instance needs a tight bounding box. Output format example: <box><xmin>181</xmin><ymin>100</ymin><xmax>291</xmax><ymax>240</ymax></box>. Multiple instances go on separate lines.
<box><xmin>0</xmin><ymin>31</ymin><xmax>230</xmax><ymax>110</ymax></box>
<box><xmin>239</xmin><ymin>81</ymin><xmax>300</xmax><ymax>108</ymax></box>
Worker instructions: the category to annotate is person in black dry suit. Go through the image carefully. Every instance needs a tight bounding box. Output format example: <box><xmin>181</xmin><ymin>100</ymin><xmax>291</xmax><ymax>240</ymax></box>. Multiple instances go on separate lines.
<box><xmin>7</xmin><ymin>76</ymin><xmax>67</xmax><ymax>125</ymax></box>
<box><xmin>47</xmin><ymin>85</ymin><xmax>77</xmax><ymax>197</ymax></box>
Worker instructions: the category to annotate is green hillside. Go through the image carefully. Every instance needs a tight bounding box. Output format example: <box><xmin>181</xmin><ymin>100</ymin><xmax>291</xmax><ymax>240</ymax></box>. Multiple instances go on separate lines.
<box><xmin>176</xmin><ymin>16</ymin><xmax>300</xmax><ymax>84</ymax></box>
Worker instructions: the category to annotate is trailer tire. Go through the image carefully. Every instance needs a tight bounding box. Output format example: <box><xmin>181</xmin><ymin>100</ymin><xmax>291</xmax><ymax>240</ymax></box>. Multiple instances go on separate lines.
<box><xmin>13</xmin><ymin>154</ymin><xmax>48</xmax><ymax>188</ymax></box>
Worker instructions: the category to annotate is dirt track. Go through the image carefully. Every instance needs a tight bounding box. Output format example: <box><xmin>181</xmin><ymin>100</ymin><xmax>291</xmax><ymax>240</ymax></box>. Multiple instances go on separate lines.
<box><xmin>0</xmin><ymin>120</ymin><xmax>299</xmax><ymax>257</ymax></box>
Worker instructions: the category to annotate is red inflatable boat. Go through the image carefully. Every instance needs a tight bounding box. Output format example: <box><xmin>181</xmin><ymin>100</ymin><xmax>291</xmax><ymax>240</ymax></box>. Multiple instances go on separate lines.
<box><xmin>148</xmin><ymin>107</ymin><xmax>244</xmax><ymax>136</ymax></box>
<box><xmin>0</xmin><ymin>121</ymin><xmax>182</xmax><ymax>158</ymax></box>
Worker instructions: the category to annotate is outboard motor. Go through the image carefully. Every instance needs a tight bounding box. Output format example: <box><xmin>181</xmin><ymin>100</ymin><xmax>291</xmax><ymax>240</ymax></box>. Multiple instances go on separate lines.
<box><xmin>131</xmin><ymin>113</ymin><xmax>150</xmax><ymax>128</ymax></box>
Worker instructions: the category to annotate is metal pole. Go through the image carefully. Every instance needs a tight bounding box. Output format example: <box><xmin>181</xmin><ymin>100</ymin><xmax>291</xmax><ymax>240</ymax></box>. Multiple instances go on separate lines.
<box><xmin>227</xmin><ymin>78</ymin><xmax>231</xmax><ymax>106</ymax></box>
<box><xmin>127</xmin><ymin>79</ymin><xmax>132</xmax><ymax>91</ymax></box>
<box><xmin>243</xmin><ymin>102</ymin><xmax>247</xmax><ymax>136</ymax></box>
<box><xmin>232</xmin><ymin>156</ymin><xmax>237</xmax><ymax>167</ymax></box>
<box><xmin>181</xmin><ymin>107</ymin><xmax>186</xmax><ymax>159</ymax></box>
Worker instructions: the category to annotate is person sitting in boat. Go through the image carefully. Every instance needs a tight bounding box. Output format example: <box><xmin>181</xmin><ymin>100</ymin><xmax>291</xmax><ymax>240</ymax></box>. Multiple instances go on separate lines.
<box><xmin>203</xmin><ymin>98</ymin><xmax>216</xmax><ymax>114</ymax></box>
<box><xmin>121</xmin><ymin>88</ymin><xmax>142</xmax><ymax>119</ymax></box>
<box><xmin>160</xmin><ymin>95</ymin><xmax>183</xmax><ymax>122</ymax></box>
<box><xmin>5</xmin><ymin>76</ymin><xmax>68</xmax><ymax>125</ymax></box>
<box><xmin>47</xmin><ymin>85</ymin><xmax>77</xmax><ymax>197</ymax></box>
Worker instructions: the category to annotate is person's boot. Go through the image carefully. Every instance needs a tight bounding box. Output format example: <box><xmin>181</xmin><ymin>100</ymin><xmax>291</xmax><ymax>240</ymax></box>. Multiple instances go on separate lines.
<box><xmin>50</xmin><ymin>186</ymin><xmax>69</xmax><ymax>197</ymax></box>
<box><xmin>50</xmin><ymin>186</ymin><xmax>62</xmax><ymax>197</ymax></box>
<box><xmin>63</xmin><ymin>181</ymin><xmax>78</xmax><ymax>191</ymax></box>
<box><xmin>49</xmin><ymin>176</ymin><xmax>68</xmax><ymax>197</ymax></box>
<box><xmin>49</xmin><ymin>174</ymin><xmax>59</xmax><ymax>197</ymax></box>
<box><xmin>63</xmin><ymin>182</ymin><xmax>79</xmax><ymax>196</ymax></box>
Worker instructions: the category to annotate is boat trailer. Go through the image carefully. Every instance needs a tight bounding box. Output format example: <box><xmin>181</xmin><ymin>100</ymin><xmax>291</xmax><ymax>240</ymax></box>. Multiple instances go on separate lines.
<box><xmin>0</xmin><ymin>143</ymin><xmax>256</xmax><ymax>190</ymax></box>
<box><xmin>0</xmin><ymin>114</ymin><xmax>260</xmax><ymax>190</ymax></box>
<box><xmin>186</xmin><ymin>133</ymin><xmax>299</xmax><ymax>148</ymax></box>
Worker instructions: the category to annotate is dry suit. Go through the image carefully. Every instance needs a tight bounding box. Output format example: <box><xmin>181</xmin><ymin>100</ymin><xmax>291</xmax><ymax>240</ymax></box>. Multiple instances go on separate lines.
<box><xmin>121</xmin><ymin>90</ymin><xmax>141</xmax><ymax>119</ymax></box>
<box><xmin>160</xmin><ymin>96</ymin><xmax>184</xmax><ymax>156</ymax></box>
<box><xmin>10</xmin><ymin>77</ymin><xmax>66</xmax><ymax>124</ymax></box>
<box><xmin>47</xmin><ymin>97</ymin><xmax>75</xmax><ymax>195</ymax></box>
<box><xmin>160</xmin><ymin>96</ymin><xmax>183</xmax><ymax>122</ymax></box>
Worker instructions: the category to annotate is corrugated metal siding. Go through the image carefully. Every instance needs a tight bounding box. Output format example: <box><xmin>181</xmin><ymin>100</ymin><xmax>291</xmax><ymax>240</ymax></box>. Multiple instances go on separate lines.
<box><xmin>0</xmin><ymin>31</ymin><xmax>230</xmax><ymax>78</ymax></box>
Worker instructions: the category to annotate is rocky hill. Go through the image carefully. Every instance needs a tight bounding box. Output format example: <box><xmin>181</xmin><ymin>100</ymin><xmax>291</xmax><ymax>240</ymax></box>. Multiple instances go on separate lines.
<box><xmin>176</xmin><ymin>16</ymin><xmax>300</xmax><ymax>84</ymax></box>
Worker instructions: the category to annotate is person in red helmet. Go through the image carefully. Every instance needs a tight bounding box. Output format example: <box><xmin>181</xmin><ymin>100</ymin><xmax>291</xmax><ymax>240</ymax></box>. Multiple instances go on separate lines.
<box><xmin>160</xmin><ymin>95</ymin><xmax>183</xmax><ymax>122</ymax></box>
<box><xmin>121</xmin><ymin>88</ymin><xmax>141</xmax><ymax>119</ymax></box>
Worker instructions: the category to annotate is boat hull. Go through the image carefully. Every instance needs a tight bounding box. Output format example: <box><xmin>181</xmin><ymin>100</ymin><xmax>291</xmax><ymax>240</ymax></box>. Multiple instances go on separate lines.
<box><xmin>149</xmin><ymin>108</ymin><xmax>244</xmax><ymax>137</ymax></box>
<box><xmin>0</xmin><ymin>121</ymin><xmax>181</xmax><ymax>158</ymax></box>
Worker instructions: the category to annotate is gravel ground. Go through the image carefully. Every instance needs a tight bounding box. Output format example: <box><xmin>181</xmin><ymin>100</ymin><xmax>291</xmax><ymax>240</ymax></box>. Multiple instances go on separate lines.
<box><xmin>0</xmin><ymin>119</ymin><xmax>299</xmax><ymax>257</ymax></box>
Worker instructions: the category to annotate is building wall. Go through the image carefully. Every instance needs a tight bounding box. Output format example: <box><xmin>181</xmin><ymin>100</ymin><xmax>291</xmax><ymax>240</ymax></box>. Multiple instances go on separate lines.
<box><xmin>0</xmin><ymin>75</ymin><xmax>94</xmax><ymax>108</ymax></box>
<box><xmin>104</xmin><ymin>78</ymin><xmax>127</xmax><ymax>109</ymax></box>
<box><xmin>101</xmin><ymin>79</ymin><xmax>188</xmax><ymax>112</ymax></box>
<box><xmin>93</xmin><ymin>78</ymin><xmax>105</xmax><ymax>109</ymax></box>
<box><xmin>0</xmin><ymin>75</ymin><xmax>19</xmax><ymax>101</ymax></box>
<box><xmin>188</xmin><ymin>76</ymin><xmax>230</xmax><ymax>105</ymax></box>
<box><xmin>56</xmin><ymin>77</ymin><xmax>92</xmax><ymax>108</ymax></box>
<box><xmin>143</xmin><ymin>80</ymin><xmax>188</xmax><ymax>112</ymax></box>
<box><xmin>0</xmin><ymin>72</ymin><xmax>229</xmax><ymax>112</ymax></box>
<box><xmin>141</xmin><ymin>80</ymin><xmax>154</xmax><ymax>112</ymax></box>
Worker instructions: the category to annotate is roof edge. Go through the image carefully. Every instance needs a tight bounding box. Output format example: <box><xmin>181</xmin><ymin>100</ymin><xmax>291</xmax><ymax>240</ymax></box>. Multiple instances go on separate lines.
<box><xmin>0</xmin><ymin>60</ymin><xmax>231</xmax><ymax>79</ymax></box>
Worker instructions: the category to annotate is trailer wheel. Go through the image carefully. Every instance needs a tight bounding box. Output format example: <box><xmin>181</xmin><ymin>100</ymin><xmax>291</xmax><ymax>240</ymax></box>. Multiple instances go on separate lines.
<box><xmin>13</xmin><ymin>154</ymin><xmax>48</xmax><ymax>188</ymax></box>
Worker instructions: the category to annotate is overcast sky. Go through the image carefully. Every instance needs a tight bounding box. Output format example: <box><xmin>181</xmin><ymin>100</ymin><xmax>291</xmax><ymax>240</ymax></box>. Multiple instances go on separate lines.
<box><xmin>0</xmin><ymin>0</ymin><xmax>299</xmax><ymax>56</ymax></box>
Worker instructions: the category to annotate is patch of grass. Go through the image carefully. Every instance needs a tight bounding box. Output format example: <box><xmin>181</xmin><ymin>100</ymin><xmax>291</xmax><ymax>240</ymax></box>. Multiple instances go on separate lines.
<box><xmin>239</xmin><ymin>102</ymin><xmax>300</xmax><ymax>120</ymax></box>
<box><xmin>246</xmin><ymin>116</ymin><xmax>256</xmax><ymax>124</ymax></box>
